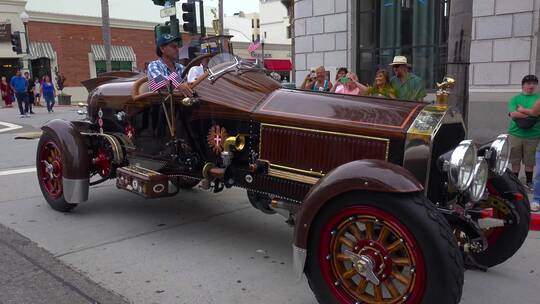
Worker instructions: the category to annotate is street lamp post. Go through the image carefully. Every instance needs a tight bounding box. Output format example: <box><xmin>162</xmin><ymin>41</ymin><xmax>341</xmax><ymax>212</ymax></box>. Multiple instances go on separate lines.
<box><xmin>19</xmin><ymin>11</ymin><xmax>30</xmax><ymax>55</ymax></box>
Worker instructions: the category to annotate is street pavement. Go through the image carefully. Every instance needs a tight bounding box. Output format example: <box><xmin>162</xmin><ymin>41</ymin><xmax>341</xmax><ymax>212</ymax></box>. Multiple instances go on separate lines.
<box><xmin>0</xmin><ymin>105</ymin><xmax>539</xmax><ymax>304</ymax></box>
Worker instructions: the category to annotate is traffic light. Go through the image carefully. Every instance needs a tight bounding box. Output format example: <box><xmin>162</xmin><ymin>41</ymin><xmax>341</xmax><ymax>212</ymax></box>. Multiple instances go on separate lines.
<box><xmin>11</xmin><ymin>32</ymin><xmax>22</xmax><ymax>54</ymax></box>
<box><xmin>182</xmin><ymin>2</ymin><xmax>198</xmax><ymax>34</ymax></box>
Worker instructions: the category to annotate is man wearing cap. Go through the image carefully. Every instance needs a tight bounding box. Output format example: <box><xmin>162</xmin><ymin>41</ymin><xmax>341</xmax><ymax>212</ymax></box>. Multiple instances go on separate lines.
<box><xmin>389</xmin><ymin>56</ymin><xmax>426</xmax><ymax>101</ymax></box>
<box><xmin>147</xmin><ymin>34</ymin><xmax>192</xmax><ymax>97</ymax></box>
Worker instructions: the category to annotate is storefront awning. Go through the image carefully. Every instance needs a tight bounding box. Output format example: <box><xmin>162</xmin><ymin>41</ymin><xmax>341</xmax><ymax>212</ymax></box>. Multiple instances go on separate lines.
<box><xmin>264</xmin><ymin>59</ymin><xmax>292</xmax><ymax>71</ymax></box>
<box><xmin>29</xmin><ymin>42</ymin><xmax>56</xmax><ymax>60</ymax></box>
<box><xmin>91</xmin><ymin>44</ymin><xmax>136</xmax><ymax>62</ymax></box>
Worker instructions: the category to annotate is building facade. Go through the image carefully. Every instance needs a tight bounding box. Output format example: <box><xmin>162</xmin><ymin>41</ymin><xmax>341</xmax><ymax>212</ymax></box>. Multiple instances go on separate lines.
<box><xmin>293</xmin><ymin>0</ymin><xmax>540</xmax><ymax>141</ymax></box>
<box><xmin>260</xmin><ymin>0</ymin><xmax>292</xmax><ymax>45</ymax></box>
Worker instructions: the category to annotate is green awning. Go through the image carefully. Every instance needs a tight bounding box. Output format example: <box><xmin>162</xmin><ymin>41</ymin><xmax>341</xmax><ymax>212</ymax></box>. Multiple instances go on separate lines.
<box><xmin>29</xmin><ymin>42</ymin><xmax>56</xmax><ymax>60</ymax></box>
<box><xmin>91</xmin><ymin>44</ymin><xmax>136</xmax><ymax>62</ymax></box>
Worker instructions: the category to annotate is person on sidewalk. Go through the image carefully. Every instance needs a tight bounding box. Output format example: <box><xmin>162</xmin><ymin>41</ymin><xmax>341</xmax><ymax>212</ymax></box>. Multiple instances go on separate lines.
<box><xmin>365</xmin><ymin>69</ymin><xmax>397</xmax><ymax>99</ymax></box>
<box><xmin>330</xmin><ymin>72</ymin><xmax>367</xmax><ymax>96</ymax></box>
<box><xmin>389</xmin><ymin>55</ymin><xmax>426</xmax><ymax>101</ymax></box>
<box><xmin>24</xmin><ymin>72</ymin><xmax>35</xmax><ymax>114</ymax></box>
<box><xmin>302</xmin><ymin>66</ymin><xmax>333</xmax><ymax>92</ymax></box>
<box><xmin>41</xmin><ymin>75</ymin><xmax>56</xmax><ymax>113</ymax></box>
<box><xmin>1</xmin><ymin>76</ymin><xmax>14</xmax><ymax>108</ymax></box>
<box><xmin>33</xmin><ymin>78</ymin><xmax>41</xmax><ymax>106</ymax></box>
<box><xmin>508</xmin><ymin>75</ymin><xmax>540</xmax><ymax>193</ymax></box>
<box><xmin>9</xmin><ymin>70</ymin><xmax>29</xmax><ymax>117</ymax></box>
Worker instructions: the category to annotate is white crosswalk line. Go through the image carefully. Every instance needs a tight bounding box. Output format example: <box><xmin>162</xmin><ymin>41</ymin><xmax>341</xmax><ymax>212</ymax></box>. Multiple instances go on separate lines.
<box><xmin>0</xmin><ymin>121</ymin><xmax>23</xmax><ymax>133</ymax></box>
<box><xmin>0</xmin><ymin>167</ymin><xmax>36</xmax><ymax>176</ymax></box>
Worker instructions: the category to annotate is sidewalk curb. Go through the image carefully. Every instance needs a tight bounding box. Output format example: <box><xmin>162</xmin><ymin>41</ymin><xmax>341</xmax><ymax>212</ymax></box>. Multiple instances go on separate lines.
<box><xmin>0</xmin><ymin>224</ymin><xmax>131</xmax><ymax>304</ymax></box>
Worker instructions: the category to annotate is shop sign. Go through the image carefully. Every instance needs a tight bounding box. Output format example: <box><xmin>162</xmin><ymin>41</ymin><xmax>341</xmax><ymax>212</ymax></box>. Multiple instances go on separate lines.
<box><xmin>250</xmin><ymin>52</ymin><xmax>272</xmax><ymax>59</ymax></box>
<box><xmin>0</xmin><ymin>23</ymin><xmax>11</xmax><ymax>42</ymax></box>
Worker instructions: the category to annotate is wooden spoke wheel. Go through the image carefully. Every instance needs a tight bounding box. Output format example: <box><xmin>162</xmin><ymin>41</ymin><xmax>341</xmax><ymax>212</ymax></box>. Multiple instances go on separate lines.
<box><xmin>319</xmin><ymin>207</ymin><xmax>425</xmax><ymax>304</ymax></box>
<box><xmin>38</xmin><ymin>140</ymin><xmax>63</xmax><ymax>199</ymax></box>
<box><xmin>305</xmin><ymin>193</ymin><xmax>464</xmax><ymax>304</ymax></box>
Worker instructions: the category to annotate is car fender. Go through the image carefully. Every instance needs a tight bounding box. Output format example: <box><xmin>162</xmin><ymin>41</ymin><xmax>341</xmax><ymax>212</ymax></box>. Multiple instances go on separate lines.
<box><xmin>291</xmin><ymin>159</ymin><xmax>423</xmax><ymax>278</ymax></box>
<box><xmin>41</xmin><ymin>119</ymin><xmax>90</xmax><ymax>204</ymax></box>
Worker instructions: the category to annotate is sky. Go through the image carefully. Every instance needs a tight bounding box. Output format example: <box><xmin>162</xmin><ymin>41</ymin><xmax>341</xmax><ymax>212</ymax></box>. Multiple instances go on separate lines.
<box><xmin>25</xmin><ymin>0</ymin><xmax>260</xmax><ymax>22</ymax></box>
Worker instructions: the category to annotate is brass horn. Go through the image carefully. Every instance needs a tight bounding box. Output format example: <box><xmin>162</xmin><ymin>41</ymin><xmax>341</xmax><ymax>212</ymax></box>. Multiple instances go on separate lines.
<box><xmin>223</xmin><ymin>134</ymin><xmax>246</xmax><ymax>152</ymax></box>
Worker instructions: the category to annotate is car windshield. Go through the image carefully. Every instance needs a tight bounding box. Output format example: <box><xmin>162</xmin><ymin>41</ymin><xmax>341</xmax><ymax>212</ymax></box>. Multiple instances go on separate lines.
<box><xmin>207</xmin><ymin>53</ymin><xmax>260</xmax><ymax>81</ymax></box>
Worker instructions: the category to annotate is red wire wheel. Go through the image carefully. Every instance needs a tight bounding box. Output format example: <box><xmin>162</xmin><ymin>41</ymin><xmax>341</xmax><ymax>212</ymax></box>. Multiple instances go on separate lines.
<box><xmin>37</xmin><ymin>140</ymin><xmax>63</xmax><ymax>199</ymax></box>
<box><xmin>319</xmin><ymin>206</ymin><xmax>426</xmax><ymax>304</ymax></box>
<box><xmin>472</xmin><ymin>174</ymin><xmax>531</xmax><ymax>268</ymax></box>
<box><xmin>94</xmin><ymin>148</ymin><xmax>111</xmax><ymax>178</ymax></box>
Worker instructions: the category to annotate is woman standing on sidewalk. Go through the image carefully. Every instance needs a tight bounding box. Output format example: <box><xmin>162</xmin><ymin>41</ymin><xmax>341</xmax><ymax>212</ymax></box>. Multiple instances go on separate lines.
<box><xmin>41</xmin><ymin>75</ymin><xmax>56</xmax><ymax>113</ymax></box>
<box><xmin>0</xmin><ymin>76</ymin><xmax>14</xmax><ymax>107</ymax></box>
<box><xmin>33</xmin><ymin>78</ymin><xmax>41</xmax><ymax>107</ymax></box>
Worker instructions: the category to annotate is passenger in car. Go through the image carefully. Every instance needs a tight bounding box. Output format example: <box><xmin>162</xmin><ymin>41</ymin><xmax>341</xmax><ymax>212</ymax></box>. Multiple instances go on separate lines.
<box><xmin>365</xmin><ymin>69</ymin><xmax>397</xmax><ymax>99</ymax></box>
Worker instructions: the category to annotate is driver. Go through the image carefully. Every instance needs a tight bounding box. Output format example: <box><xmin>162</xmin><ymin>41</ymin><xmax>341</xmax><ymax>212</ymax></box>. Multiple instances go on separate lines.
<box><xmin>147</xmin><ymin>34</ymin><xmax>193</xmax><ymax>97</ymax></box>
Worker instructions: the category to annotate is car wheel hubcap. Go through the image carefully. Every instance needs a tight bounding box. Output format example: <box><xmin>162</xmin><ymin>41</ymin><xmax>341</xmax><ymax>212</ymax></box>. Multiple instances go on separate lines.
<box><xmin>39</xmin><ymin>141</ymin><xmax>63</xmax><ymax>198</ymax></box>
<box><xmin>319</xmin><ymin>207</ymin><xmax>426</xmax><ymax>304</ymax></box>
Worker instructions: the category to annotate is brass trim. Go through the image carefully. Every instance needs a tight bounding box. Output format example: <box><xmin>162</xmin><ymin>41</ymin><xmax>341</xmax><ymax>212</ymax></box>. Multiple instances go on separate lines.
<box><xmin>268</xmin><ymin>168</ymin><xmax>320</xmax><ymax>185</ymax></box>
<box><xmin>270</xmin><ymin>163</ymin><xmax>325</xmax><ymax>177</ymax></box>
<box><xmin>259</xmin><ymin>123</ymin><xmax>391</xmax><ymax>175</ymax></box>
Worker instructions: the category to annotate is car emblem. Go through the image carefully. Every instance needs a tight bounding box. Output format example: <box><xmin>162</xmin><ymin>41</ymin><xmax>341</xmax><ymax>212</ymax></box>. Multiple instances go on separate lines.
<box><xmin>207</xmin><ymin>125</ymin><xmax>228</xmax><ymax>154</ymax></box>
<box><xmin>124</xmin><ymin>124</ymin><xmax>135</xmax><ymax>141</ymax></box>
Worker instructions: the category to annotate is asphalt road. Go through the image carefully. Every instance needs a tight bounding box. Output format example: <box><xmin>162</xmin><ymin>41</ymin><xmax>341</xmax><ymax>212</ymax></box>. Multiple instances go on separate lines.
<box><xmin>0</xmin><ymin>106</ymin><xmax>539</xmax><ymax>304</ymax></box>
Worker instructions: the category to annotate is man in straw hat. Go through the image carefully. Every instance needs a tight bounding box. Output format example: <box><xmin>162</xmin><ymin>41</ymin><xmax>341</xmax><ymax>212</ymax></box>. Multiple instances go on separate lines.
<box><xmin>389</xmin><ymin>55</ymin><xmax>426</xmax><ymax>101</ymax></box>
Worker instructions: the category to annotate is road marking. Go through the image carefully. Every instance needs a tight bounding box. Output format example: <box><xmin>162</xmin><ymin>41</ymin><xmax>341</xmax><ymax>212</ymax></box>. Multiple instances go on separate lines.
<box><xmin>0</xmin><ymin>167</ymin><xmax>36</xmax><ymax>176</ymax></box>
<box><xmin>0</xmin><ymin>121</ymin><xmax>23</xmax><ymax>133</ymax></box>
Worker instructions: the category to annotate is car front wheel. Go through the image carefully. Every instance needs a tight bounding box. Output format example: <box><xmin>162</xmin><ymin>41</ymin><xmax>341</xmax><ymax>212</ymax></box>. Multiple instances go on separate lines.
<box><xmin>305</xmin><ymin>192</ymin><xmax>463</xmax><ymax>304</ymax></box>
<box><xmin>36</xmin><ymin>133</ymin><xmax>77</xmax><ymax>212</ymax></box>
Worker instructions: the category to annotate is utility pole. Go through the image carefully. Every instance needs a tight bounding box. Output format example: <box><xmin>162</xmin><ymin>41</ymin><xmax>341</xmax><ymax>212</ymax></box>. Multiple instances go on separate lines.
<box><xmin>101</xmin><ymin>0</ymin><xmax>112</xmax><ymax>72</ymax></box>
<box><xmin>218</xmin><ymin>0</ymin><xmax>224</xmax><ymax>36</ymax></box>
<box><xmin>447</xmin><ymin>0</ymin><xmax>473</xmax><ymax>127</ymax></box>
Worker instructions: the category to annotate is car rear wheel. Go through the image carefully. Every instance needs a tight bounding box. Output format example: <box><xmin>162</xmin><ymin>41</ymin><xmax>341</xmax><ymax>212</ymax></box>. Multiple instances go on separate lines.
<box><xmin>36</xmin><ymin>133</ymin><xmax>77</xmax><ymax>212</ymax></box>
<box><xmin>305</xmin><ymin>192</ymin><xmax>463</xmax><ymax>304</ymax></box>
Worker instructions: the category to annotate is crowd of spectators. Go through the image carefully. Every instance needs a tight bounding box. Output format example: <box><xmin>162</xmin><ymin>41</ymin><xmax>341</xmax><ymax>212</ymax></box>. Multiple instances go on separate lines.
<box><xmin>299</xmin><ymin>55</ymin><xmax>426</xmax><ymax>101</ymax></box>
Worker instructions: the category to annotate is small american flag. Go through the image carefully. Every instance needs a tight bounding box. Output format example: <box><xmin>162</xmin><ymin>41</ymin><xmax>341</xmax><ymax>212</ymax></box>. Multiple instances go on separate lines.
<box><xmin>247</xmin><ymin>40</ymin><xmax>261</xmax><ymax>53</ymax></box>
<box><xmin>148</xmin><ymin>74</ymin><xmax>168</xmax><ymax>92</ymax></box>
<box><xmin>168</xmin><ymin>71</ymin><xmax>182</xmax><ymax>88</ymax></box>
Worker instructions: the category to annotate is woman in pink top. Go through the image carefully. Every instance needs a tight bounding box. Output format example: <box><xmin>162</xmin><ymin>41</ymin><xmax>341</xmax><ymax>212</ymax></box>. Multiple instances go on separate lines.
<box><xmin>331</xmin><ymin>72</ymin><xmax>367</xmax><ymax>96</ymax></box>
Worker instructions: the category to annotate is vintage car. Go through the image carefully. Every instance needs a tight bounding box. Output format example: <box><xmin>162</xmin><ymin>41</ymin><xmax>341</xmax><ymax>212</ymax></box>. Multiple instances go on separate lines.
<box><xmin>36</xmin><ymin>55</ymin><xmax>530</xmax><ymax>304</ymax></box>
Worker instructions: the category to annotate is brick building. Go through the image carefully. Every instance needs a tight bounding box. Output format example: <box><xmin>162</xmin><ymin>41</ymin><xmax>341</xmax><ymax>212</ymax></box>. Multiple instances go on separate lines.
<box><xmin>27</xmin><ymin>13</ymin><xmax>158</xmax><ymax>94</ymax></box>
<box><xmin>293</xmin><ymin>0</ymin><xmax>540</xmax><ymax>141</ymax></box>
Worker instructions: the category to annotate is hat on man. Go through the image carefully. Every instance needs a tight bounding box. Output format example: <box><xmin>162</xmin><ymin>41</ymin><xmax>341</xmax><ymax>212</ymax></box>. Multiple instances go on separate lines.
<box><xmin>157</xmin><ymin>34</ymin><xmax>180</xmax><ymax>47</ymax></box>
<box><xmin>389</xmin><ymin>55</ymin><xmax>409</xmax><ymax>66</ymax></box>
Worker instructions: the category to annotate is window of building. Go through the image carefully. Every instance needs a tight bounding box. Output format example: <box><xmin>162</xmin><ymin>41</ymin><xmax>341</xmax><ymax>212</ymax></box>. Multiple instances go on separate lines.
<box><xmin>252</xmin><ymin>19</ymin><xmax>255</xmax><ymax>28</ymax></box>
<box><xmin>357</xmin><ymin>0</ymin><xmax>450</xmax><ymax>90</ymax></box>
<box><xmin>257</xmin><ymin>34</ymin><xmax>260</xmax><ymax>41</ymax></box>
<box><xmin>252</xmin><ymin>34</ymin><xmax>255</xmax><ymax>42</ymax></box>
<box><xmin>95</xmin><ymin>60</ymin><xmax>132</xmax><ymax>76</ymax></box>
<box><xmin>264</xmin><ymin>31</ymin><xmax>267</xmax><ymax>39</ymax></box>
<box><xmin>257</xmin><ymin>19</ymin><xmax>260</xmax><ymax>28</ymax></box>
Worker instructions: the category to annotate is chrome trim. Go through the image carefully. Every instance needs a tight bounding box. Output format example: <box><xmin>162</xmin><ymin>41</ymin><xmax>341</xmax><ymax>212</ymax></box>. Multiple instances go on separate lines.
<box><xmin>63</xmin><ymin>177</ymin><xmax>89</xmax><ymax>204</ymax></box>
<box><xmin>292</xmin><ymin>245</ymin><xmax>307</xmax><ymax>281</ymax></box>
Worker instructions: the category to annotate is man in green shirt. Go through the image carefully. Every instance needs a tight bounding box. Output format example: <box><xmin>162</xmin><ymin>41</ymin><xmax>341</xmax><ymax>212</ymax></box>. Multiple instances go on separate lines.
<box><xmin>389</xmin><ymin>55</ymin><xmax>427</xmax><ymax>101</ymax></box>
<box><xmin>508</xmin><ymin>75</ymin><xmax>540</xmax><ymax>194</ymax></box>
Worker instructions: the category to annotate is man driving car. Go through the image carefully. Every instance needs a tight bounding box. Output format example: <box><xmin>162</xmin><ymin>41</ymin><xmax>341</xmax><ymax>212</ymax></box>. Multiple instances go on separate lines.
<box><xmin>147</xmin><ymin>34</ymin><xmax>193</xmax><ymax>97</ymax></box>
